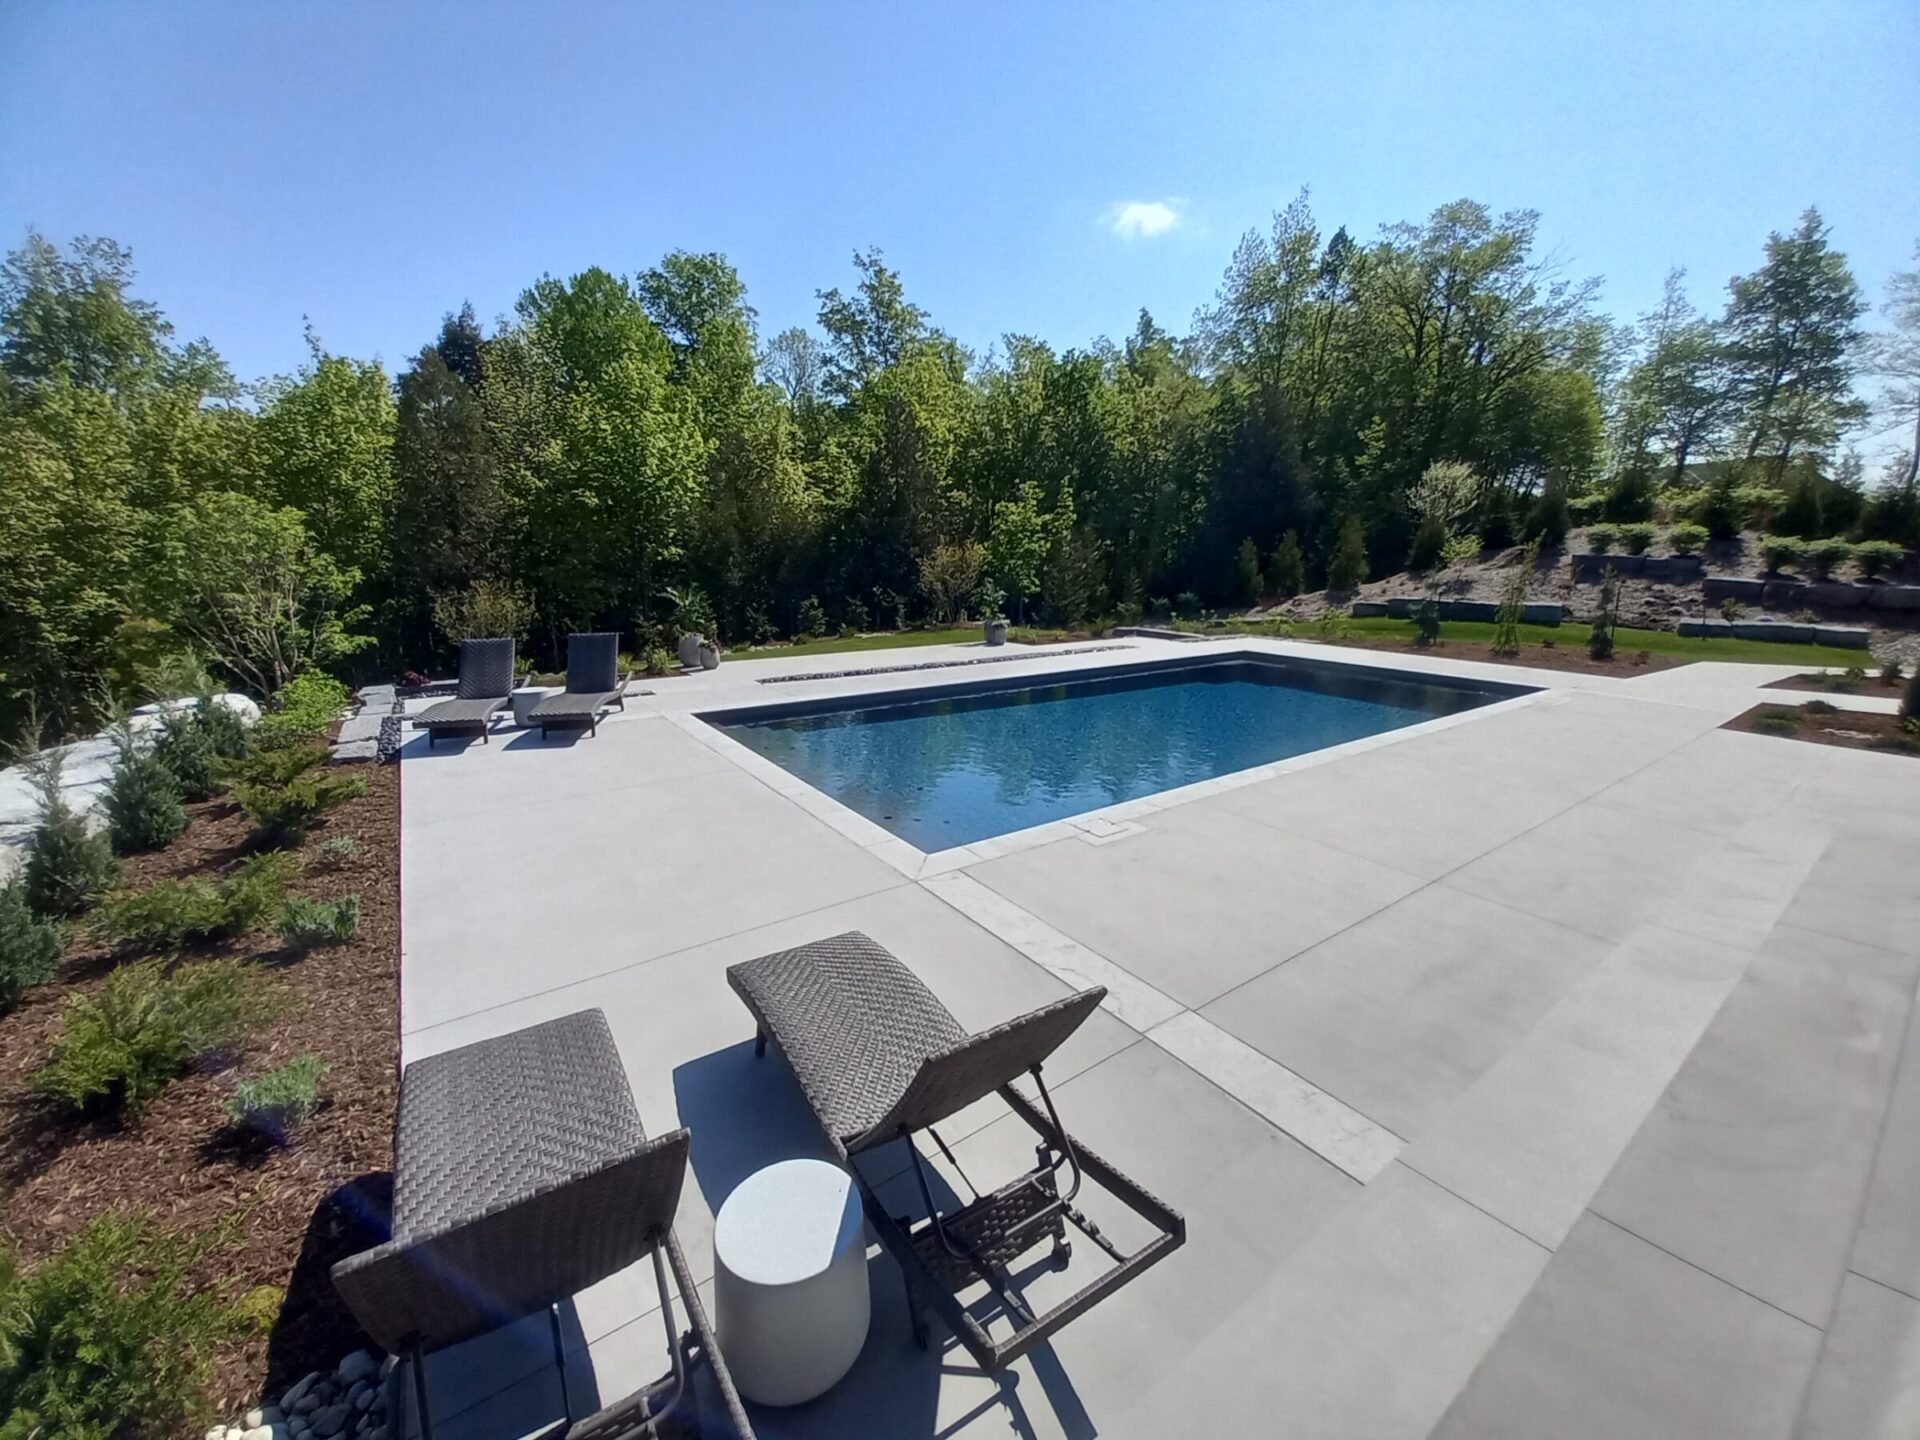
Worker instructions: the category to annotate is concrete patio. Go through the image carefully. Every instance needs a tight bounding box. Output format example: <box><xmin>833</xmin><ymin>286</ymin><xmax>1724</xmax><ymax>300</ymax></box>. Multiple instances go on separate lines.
<box><xmin>393</xmin><ymin>634</ymin><xmax>1920</xmax><ymax>1440</ymax></box>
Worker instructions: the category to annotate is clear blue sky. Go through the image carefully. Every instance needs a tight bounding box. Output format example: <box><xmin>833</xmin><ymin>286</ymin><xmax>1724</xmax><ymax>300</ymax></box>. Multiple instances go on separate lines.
<box><xmin>2</xmin><ymin>1</ymin><xmax>1916</xmax><ymax>394</ymax></box>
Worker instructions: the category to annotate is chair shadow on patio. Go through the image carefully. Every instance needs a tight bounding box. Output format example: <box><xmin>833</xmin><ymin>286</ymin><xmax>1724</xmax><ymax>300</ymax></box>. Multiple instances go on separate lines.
<box><xmin>673</xmin><ymin>1041</ymin><xmax>1095</xmax><ymax>1440</ymax></box>
<box><xmin>502</xmin><ymin>727</ymin><xmax>587</xmax><ymax>750</ymax></box>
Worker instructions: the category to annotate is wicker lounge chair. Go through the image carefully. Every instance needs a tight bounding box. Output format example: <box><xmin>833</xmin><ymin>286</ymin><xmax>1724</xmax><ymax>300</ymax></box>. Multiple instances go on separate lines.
<box><xmin>331</xmin><ymin>1010</ymin><xmax>754</xmax><ymax>1440</ymax></box>
<box><xmin>531</xmin><ymin>632</ymin><xmax>629</xmax><ymax>739</ymax></box>
<box><xmin>415</xmin><ymin>638</ymin><xmax>515</xmax><ymax>746</ymax></box>
<box><xmin>727</xmin><ymin>931</ymin><xmax>1186</xmax><ymax>1371</ymax></box>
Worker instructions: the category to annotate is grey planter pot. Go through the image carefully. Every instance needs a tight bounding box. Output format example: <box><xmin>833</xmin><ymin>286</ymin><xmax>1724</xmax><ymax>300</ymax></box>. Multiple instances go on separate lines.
<box><xmin>676</xmin><ymin>633</ymin><xmax>704</xmax><ymax>668</ymax></box>
<box><xmin>699</xmin><ymin>642</ymin><xmax>721</xmax><ymax>670</ymax></box>
<box><xmin>984</xmin><ymin>618</ymin><xmax>1008</xmax><ymax>646</ymax></box>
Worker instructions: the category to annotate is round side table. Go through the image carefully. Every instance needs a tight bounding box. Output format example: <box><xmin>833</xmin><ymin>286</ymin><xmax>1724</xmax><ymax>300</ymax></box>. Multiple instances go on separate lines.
<box><xmin>712</xmin><ymin>1158</ymin><xmax>870</xmax><ymax>1407</ymax></box>
<box><xmin>508</xmin><ymin>686</ymin><xmax>553</xmax><ymax>728</ymax></box>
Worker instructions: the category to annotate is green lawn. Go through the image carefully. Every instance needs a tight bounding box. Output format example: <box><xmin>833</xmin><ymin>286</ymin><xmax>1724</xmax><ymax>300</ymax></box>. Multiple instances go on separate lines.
<box><xmin>721</xmin><ymin>615</ymin><xmax>1874</xmax><ymax>670</ymax></box>
<box><xmin>1192</xmin><ymin>615</ymin><xmax>1877</xmax><ymax>669</ymax></box>
<box><xmin>723</xmin><ymin>626</ymin><xmax>981</xmax><ymax>661</ymax></box>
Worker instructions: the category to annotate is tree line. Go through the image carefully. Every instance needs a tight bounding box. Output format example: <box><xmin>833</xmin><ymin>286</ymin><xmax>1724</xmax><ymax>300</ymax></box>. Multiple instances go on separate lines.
<box><xmin>3</xmin><ymin>197</ymin><xmax>1916</xmax><ymax>745</ymax></box>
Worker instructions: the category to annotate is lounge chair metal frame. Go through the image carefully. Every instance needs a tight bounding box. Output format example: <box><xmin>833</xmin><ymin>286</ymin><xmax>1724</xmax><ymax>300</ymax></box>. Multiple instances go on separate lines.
<box><xmin>727</xmin><ymin>931</ymin><xmax>1185</xmax><ymax>1372</ymax></box>
<box><xmin>532</xmin><ymin>631</ymin><xmax>630</xmax><ymax>739</ymax></box>
<box><xmin>331</xmin><ymin>1009</ymin><xmax>753</xmax><ymax>1440</ymax></box>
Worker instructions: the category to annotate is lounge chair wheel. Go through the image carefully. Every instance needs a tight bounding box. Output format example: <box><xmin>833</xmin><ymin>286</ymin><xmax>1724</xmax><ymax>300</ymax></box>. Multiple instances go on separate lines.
<box><xmin>1052</xmin><ymin>1238</ymin><xmax>1072</xmax><ymax>1268</ymax></box>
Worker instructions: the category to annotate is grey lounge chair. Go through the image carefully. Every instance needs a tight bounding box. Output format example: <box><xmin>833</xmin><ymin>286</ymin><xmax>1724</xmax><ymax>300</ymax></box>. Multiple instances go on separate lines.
<box><xmin>531</xmin><ymin>632</ymin><xmax>630</xmax><ymax>739</ymax></box>
<box><xmin>415</xmin><ymin>638</ymin><xmax>516</xmax><ymax>746</ymax></box>
<box><xmin>727</xmin><ymin>931</ymin><xmax>1186</xmax><ymax>1371</ymax></box>
<box><xmin>331</xmin><ymin>1009</ymin><xmax>754</xmax><ymax>1440</ymax></box>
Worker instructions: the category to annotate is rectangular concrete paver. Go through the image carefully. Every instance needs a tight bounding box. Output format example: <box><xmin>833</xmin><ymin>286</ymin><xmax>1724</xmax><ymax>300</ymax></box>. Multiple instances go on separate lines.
<box><xmin>1199</xmin><ymin>884</ymin><xmax>1611</xmax><ymax>1139</ymax></box>
<box><xmin>1796</xmin><ymin>1273</ymin><xmax>1920</xmax><ymax>1439</ymax></box>
<box><xmin>968</xmin><ymin>800</ymin><xmax>1424</xmax><ymax>1009</ymax></box>
<box><xmin>1589</xmin><ymin>920</ymin><xmax>1920</xmax><ymax>1326</ymax></box>
<box><xmin>1124</xmin><ymin>1162</ymin><xmax>1549</xmax><ymax>1440</ymax></box>
<box><xmin>1400</xmin><ymin>922</ymin><xmax>1757</xmax><ymax>1248</ymax></box>
<box><xmin>1444</xmin><ymin>801</ymin><xmax>1730</xmax><ymax>944</ymax></box>
<box><xmin>1432</xmin><ymin>1211</ymin><xmax>1821</xmax><ymax>1440</ymax></box>
<box><xmin>401</xmin><ymin>758</ymin><xmax>904</xmax><ymax>1032</ymax></box>
<box><xmin>1851</xmin><ymin>990</ymin><xmax>1920</xmax><ymax>1299</ymax></box>
<box><xmin>1208</xmin><ymin>740</ymin><xmax>1575</xmax><ymax>879</ymax></box>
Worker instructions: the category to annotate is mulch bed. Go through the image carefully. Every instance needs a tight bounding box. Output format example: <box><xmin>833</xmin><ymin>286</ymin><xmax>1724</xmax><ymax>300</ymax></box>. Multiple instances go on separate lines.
<box><xmin>1015</xmin><ymin>627</ymin><xmax>1684</xmax><ymax>677</ymax></box>
<box><xmin>1724</xmin><ymin>702</ymin><xmax>1920</xmax><ymax>757</ymax></box>
<box><xmin>1763</xmin><ymin>671</ymin><xmax>1906</xmax><ymax>695</ymax></box>
<box><xmin>0</xmin><ymin>760</ymin><xmax>400</xmax><ymax>1419</ymax></box>
<box><xmin>1292</xmin><ymin>634</ymin><xmax>1683</xmax><ymax>677</ymax></box>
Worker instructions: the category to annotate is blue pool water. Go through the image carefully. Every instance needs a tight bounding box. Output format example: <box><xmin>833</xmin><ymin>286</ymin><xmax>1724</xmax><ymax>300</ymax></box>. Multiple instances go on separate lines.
<box><xmin>712</xmin><ymin>657</ymin><xmax>1524</xmax><ymax>851</ymax></box>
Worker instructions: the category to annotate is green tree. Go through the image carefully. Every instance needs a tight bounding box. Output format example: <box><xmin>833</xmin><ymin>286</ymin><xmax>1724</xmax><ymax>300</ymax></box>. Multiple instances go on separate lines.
<box><xmin>816</xmin><ymin>248</ymin><xmax>929</xmax><ymax>399</ymax></box>
<box><xmin>1589</xmin><ymin>566</ymin><xmax>1621</xmax><ymax>660</ymax></box>
<box><xmin>1723</xmin><ymin>209</ymin><xmax>1866</xmax><ymax>480</ymax></box>
<box><xmin>0</xmin><ymin>233</ymin><xmax>168</xmax><ymax>396</ymax></box>
<box><xmin>485</xmin><ymin>268</ymin><xmax>708</xmax><ymax>633</ymax></box>
<box><xmin>389</xmin><ymin>307</ymin><xmax>503</xmax><ymax>658</ymax></box>
<box><xmin>918</xmin><ymin>540</ymin><xmax>984</xmax><ymax>624</ymax></box>
<box><xmin>1234</xmin><ymin>537</ymin><xmax>1262</xmax><ymax>603</ymax></box>
<box><xmin>985</xmin><ymin>481</ymin><xmax>1064</xmax><ymax>610</ymax></box>
<box><xmin>1327</xmin><ymin>514</ymin><xmax>1369</xmax><ymax>592</ymax></box>
<box><xmin>1864</xmin><ymin>243</ymin><xmax>1920</xmax><ymax>522</ymax></box>
<box><xmin>1268</xmin><ymin>531</ymin><xmax>1306</xmax><ymax>597</ymax></box>
<box><xmin>254</xmin><ymin>330</ymin><xmax>395</xmax><ymax>578</ymax></box>
<box><xmin>1617</xmin><ymin>271</ymin><xmax>1737</xmax><ymax>485</ymax></box>
<box><xmin>138</xmin><ymin>491</ymin><xmax>371</xmax><ymax>697</ymax></box>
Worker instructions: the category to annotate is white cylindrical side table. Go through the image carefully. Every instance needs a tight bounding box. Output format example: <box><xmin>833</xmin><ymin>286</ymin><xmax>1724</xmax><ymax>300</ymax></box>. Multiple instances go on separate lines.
<box><xmin>712</xmin><ymin>1158</ymin><xmax>870</xmax><ymax>1407</ymax></box>
<box><xmin>508</xmin><ymin>686</ymin><xmax>553</xmax><ymax>728</ymax></box>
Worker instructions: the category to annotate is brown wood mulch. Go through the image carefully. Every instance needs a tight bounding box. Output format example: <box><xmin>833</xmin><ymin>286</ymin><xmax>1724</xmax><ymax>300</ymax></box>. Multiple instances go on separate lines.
<box><xmin>1763</xmin><ymin>671</ymin><xmax>1905</xmax><ymax>695</ymax></box>
<box><xmin>1281</xmin><ymin>634</ymin><xmax>1684</xmax><ymax>677</ymax></box>
<box><xmin>1724</xmin><ymin>702</ymin><xmax>1920</xmax><ymax>758</ymax></box>
<box><xmin>0</xmin><ymin>760</ymin><xmax>400</xmax><ymax>1419</ymax></box>
<box><xmin>1016</xmin><ymin>628</ymin><xmax>1684</xmax><ymax>677</ymax></box>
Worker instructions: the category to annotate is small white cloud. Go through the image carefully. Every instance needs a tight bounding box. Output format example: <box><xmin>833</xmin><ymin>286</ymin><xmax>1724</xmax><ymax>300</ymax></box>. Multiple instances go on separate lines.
<box><xmin>1105</xmin><ymin>199</ymin><xmax>1183</xmax><ymax>240</ymax></box>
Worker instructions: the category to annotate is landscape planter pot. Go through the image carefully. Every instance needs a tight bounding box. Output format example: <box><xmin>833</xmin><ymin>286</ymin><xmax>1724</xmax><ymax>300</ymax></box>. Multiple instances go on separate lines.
<box><xmin>677</xmin><ymin>633</ymin><xmax>705</xmax><ymax>668</ymax></box>
<box><xmin>984</xmin><ymin>618</ymin><xmax>1008</xmax><ymax>646</ymax></box>
<box><xmin>699</xmin><ymin>642</ymin><xmax>721</xmax><ymax>670</ymax></box>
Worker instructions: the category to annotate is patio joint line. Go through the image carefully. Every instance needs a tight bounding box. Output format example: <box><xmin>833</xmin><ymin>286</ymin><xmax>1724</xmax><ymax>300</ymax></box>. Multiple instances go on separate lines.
<box><xmin>1205</xmin><ymin>717</ymin><xmax>1733</xmax><ymax>995</ymax></box>
<box><xmin>1585</xmin><ymin>1210</ymin><xmax>1824</xmax><ymax>1333</ymax></box>
<box><xmin>1846</xmin><ymin>1269</ymin><xmax>1920</xmax><ymax>1306</ymax></box>
<box><xmin>1394</xmin><ymin>1159</ymin><xmax>1554</xmax><ymax>1254</ymax></box>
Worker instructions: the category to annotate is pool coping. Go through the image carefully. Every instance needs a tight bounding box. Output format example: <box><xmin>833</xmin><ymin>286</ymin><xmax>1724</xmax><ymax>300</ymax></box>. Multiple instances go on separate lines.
<box><xmin>669</xmin><ymin>644</ymin><xmax>1560</xmax><ymax>880</ymax></box>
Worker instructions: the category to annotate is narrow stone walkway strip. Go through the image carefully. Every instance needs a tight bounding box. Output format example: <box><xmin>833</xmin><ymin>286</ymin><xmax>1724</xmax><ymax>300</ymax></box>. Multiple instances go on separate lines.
<box><xmin>1148</xmin><ymin>1011</ymin><xmax>1404</xmax><ymax>1182</ymax></box>
<box><xmin>919</xmin><ymin>872</ymin><xmax>1184</xmax><ymax>1032</ymax></box>
<box><xmin>922</xmin><ymin>870</ymin><xmax>1405</xmax><ymax>1182</ymax></box>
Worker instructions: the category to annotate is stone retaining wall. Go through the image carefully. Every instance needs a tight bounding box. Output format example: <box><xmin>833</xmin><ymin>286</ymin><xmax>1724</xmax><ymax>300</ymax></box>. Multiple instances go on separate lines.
<box><xmin>1702</xmin><ymin>576</ymin><xmax>1920</xmax><ymax>612</ymax></box>
<box><xmin>1362</xmin><ymin>599</ymin><xmax>1564</xmax><ymax>625</ymax></box>
<box><xmin>1570</xmin><ymin>553</ymin><xmax>1705</xmax><ymax>584</ymax></box>
<box><xmin>1676</xmin><ymin>618</ymin><xmax>1872</xmax><ymax>648</ymax></box>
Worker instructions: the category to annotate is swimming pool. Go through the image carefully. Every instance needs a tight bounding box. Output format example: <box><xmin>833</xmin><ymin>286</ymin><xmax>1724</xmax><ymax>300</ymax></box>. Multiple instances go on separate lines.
<box><xmin>707</xmin><ymin>655</ymin><xmax>1532</xmax><ymax>851</ymax></box>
